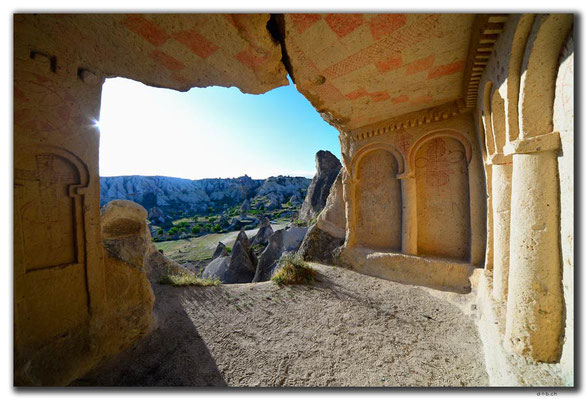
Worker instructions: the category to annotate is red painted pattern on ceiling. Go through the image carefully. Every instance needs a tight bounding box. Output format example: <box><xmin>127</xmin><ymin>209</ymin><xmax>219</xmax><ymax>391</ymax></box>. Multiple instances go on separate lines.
<box><xmin>370</xmin><ymin>91</ymin><xmax>390</xmax><ymax>102</ymax></box>
<box><xmin>149</xmin><ymin>49</ymin><xmax>185</xmax><ymax>71</ymax></box>
<box><xmin>368</xmin><ymin>14</ymin><xmax>407</xmax><ymax>41</ymax></box>
<box><xmin>123</xmin><ymin>15</ymin><xmax>170</xmax><ymax>46</ymax></box>
<box><xmin>321</xmin><ymin>15</ymin><xmax>441</xmax><ymax>80</ymax></box>
<box><xmin>345</xmin><ymin>88</ymin><xmax>389</xmax><ymax>102</ymax></box>
<box><xmin>428</xmin><ymin>60</ymin><xmax>465</xmax><ymax>79</ymax></box>
<box><xmin>376</xmin><ymin>56</ymin><xmax>403</xmax><ymax>73</ymax></box>
<box><xmin>289</xmin><ymin>39</ymin><xmax>345</xmax><ymax>104</ymax></box>
<box><xmin>410</xmin><ymin>95</ymin><xmax>433</xmax><ymax>105</ymax></box>
<box><xmin>236</xmin><ymin>47</ymin><xmax>270</xmax><ymax>70</ymax></box>
<box><xmin>391</xmin><ymin>94</ymin><xmax>410</xmax><ymax>104</ymax></box>
<box><xmin>324</xmin><ymin>14</ymin><xmax>364</xmax><ymax>38</ymax></box>
<box><xmin>173</xmin><ymin>29</ymin><xmax>219</xmax><ymax>59</ymax></box>
<box><xmin>405</xmin><ymin>55</ymin><xmax>435</xmax><ymax>75</ymax></box>
<box><xmin>345</xmin><ymin>88</ymin><xmax>368</xmax><ymax>100</ymax></box>
<box><xmin>290</xmin><ymin>14</ymin><xmax>323</xmax><ymax>34</ymax></box>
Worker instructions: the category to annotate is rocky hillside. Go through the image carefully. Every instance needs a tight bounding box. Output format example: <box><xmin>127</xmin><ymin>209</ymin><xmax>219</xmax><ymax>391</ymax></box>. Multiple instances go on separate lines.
<box><xmin>100</xmin><ymin>175</ymin><xmax>311</xmax><ymax>219</ymax></box>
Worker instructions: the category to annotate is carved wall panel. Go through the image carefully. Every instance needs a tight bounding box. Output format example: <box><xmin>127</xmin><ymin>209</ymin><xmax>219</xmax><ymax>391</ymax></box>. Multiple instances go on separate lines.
<box><xmin>415</xmin><ymin>137</ymin><xmax>471</xmax><ymax>260</ymax></box>
<box><xmin>14</xmin><ymin>145</ymin><xmax>90</xmax><ymax>347</ymax></box>
<box><xmin>355</xmin><ymin>149</ymin><xmax>402</xmax><ymax>250</ymax></box>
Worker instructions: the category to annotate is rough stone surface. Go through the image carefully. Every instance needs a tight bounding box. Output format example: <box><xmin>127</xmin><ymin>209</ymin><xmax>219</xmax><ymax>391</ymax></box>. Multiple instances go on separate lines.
<box><xmin>299</xmin><ymin>150</ymin><xmax>342</xmax><ymax>222</ymax></box>
<box><xmin>253</xmin><ymin>226</ymin><xmax>309</xmax><ymax>282</ymax></box>
<box><xmin>298</xmin><ymin>224</ymin><xmax>344</xmax><ymax>265</ymax></box>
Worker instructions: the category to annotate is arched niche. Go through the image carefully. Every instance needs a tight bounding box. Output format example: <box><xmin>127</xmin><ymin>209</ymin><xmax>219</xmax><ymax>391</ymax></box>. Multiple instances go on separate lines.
<box><xmin>13</xmin><ymin>145</ymin><xmax>90</xmax><ymax>347</ymax></box>
<box><xmin>506</xmin><ymin>14</ymin><xmax>536</xmax><ymax>143</ymax></box>
<box><xmin>352</xmin><ymin>147</ymin><xmax>403</xmax><ymax>251</ymax></box>
<box><xmin>412</xmin><ymin>134</ymin><xmax>471</xmax><ymax>261</ymax></box>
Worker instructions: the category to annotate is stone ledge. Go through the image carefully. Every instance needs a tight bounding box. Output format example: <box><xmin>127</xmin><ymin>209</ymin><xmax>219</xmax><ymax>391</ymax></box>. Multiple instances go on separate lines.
<box><xmin>339</xmin><ymin>246</ymin><xmax>475</xmax><ymax>293</ymax></box>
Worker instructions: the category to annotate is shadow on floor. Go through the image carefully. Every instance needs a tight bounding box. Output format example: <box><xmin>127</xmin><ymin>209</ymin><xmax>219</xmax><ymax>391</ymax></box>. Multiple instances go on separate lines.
<box><xmin>71</xmin><ymin>284</ymin><xmax>227</xmax><ymax>387</ymax></box>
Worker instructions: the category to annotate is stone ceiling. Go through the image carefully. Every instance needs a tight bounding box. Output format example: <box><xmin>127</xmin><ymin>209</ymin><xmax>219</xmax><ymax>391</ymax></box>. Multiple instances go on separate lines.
<box><xmin>281</xmin><ymin>14</ymin><xmax>475</xmax><ymax>130</ymax></box>
<box><xmin>17</xmin><ymin>14</ymin><xmax>477</xmax><ymax>131</ymax></box>
<box><xmin>16</xmin><ymin>14</ymin><xmax>288</xmax><ymax>94</ymax></box>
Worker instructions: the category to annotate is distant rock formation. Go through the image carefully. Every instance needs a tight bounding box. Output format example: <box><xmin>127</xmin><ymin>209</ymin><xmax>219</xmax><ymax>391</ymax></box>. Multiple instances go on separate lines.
<box><xmin>253</xmin><ymin>226</ymin><xmax>309</xmax><ymax>282</ymax></box>
<box><xmin>299</xmin><ymin>150</ymin><xmax>342</xmax><ymax>221</ymax></box>
<box><xmin>251</xmin><ymin>215</ymin><xmax>274</xmax><ymax>247</ymax></box>
<box><xmin>148</xmin><ymin>206</ymin><xmax>170</xmax><ymax>226</ymax></box>
<box><xmin>100</xmin><ymin>175</ymin><xmax>311</xmax><ymax>220</ymax></box>
<box><xmin>212</xmin><ymin>242</ymin><xmax>229</xmax><ymax>260</ymax></box>
<box><xmin>202</xmin><ymin>229</ymin><xmax>258</xmax><ymax>283</ymax></box>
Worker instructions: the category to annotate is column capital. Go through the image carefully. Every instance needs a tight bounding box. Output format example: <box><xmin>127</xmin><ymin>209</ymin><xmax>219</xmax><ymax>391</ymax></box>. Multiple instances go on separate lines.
<box><xmin>488</xmin><ymin>153</ymin><xmax>513</xmax><ymax>165</ymax></box>
<box><xmin>503</xmin><ymin>131</ymin><xmax>560</xmax><ymax>156</ymax></box>
<box><xmin>397</xmin><ymin>171</ymin><xmax>415</xmax><ymax>179</ymax></box>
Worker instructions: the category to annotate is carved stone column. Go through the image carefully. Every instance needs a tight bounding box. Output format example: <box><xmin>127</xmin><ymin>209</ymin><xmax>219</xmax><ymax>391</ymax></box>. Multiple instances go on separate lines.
<box><xmin>503</xmin><ymin>132</ymin><xmax>563</xmax><ymax>362</ymax></box>
<box><xmin>490</xmin><ymin>154</ymin><xmax>513</xmax><ymax>301</ymax></box>
<box><xmin>399</xmin><ymin>173</ymin><xmax>417</xmax><ymax>255</ymax></box>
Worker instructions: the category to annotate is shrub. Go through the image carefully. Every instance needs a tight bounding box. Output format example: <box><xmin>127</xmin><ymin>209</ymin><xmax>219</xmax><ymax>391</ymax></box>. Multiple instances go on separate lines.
<box><xmin>204</xmin><ymin>223</ymin><xmax>212</xmax><ymax>231</ymax></box>
<box><xmin>168</xmin><ymin>226</ymin><xmax>179</xmax><ymax>235</ymax></box>
<box><xmin>208</xmin><ymin>216</ymin><xmax>217</xmax><ymax>223</ymax></box>
<box><xmin>190</xmin><ymin>226</ymin><xmax>200</xmax><ymax>234</ymax></box>
<box><xmin>156</xmin><ymin>228</ymin><xmax>164</xmax><ymax>235</ymax></box>
<box><xmin>291</xmin><ymin>219</ymin><xmax>308</xmax><ymax>227</ymax></box>
<box><xmin>158</xmin><ymin>270</ymin><xmax>220</xmax><ymax>287</ymax></box>
<box><xmin>212</xmin><ymin>223</ymin><xmax>222</xmax><ymax>233</ymax></box>
<box><xmin>225</xmin><ymin>246</ymin><xmax>232</xmax><ymax>253</ymax></box>
<box><xmin>271</xmin><ymin>254</ymin><xmax>316</xmax><ymax>286</ymax></box>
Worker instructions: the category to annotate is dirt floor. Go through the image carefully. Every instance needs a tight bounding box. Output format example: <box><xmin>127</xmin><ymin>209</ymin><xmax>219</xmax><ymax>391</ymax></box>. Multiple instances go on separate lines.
<box><xmin>74</xmin><ymin>263</ymin><xmax>489</xmax><ymax>387</ymax></box>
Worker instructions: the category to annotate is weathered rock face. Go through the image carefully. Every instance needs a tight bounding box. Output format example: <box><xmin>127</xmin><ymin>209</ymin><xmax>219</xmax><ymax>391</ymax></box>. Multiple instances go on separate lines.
<box><xmin>299</xmin><ymin>151</ymin><xmax>342</xmax><ymax>221</ymax></box>
<box><xmin>253</xmin><ymin>226</ymin><xmax>309</xmax><ymax>282</ymax></box>
<box><xmin>251</xmin><ymin>215</ymin><xmax>274</xmax><ymax>246</ymax></box>
<box><xmin>101</xmin><ymin>200</ymin><xmax>152</xmax><ymax>267</ymax></box>
<box><xmin>298</xmin><ymin>169</ymin><xmax>347</xmax><ymax>264</ymax></box>
<box><xmin>95</xmin><ymin>201</ymin><xmax>155</xmax><ymax>384</ymax></box>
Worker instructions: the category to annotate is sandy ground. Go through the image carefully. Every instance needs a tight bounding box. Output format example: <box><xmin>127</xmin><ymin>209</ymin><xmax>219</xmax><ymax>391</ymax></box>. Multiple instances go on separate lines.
<box><xmin>74</xmin><ymin>263</ymin><xmax>489</xmax><ymax>387</ymax></box>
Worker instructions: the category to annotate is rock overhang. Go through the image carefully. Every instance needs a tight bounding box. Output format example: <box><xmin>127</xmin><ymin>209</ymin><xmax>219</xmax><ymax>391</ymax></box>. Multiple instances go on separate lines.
<box><xmin>16</xmin><ymin>13</ymin><xmax>480</xmax><ymax>133</ymax></box>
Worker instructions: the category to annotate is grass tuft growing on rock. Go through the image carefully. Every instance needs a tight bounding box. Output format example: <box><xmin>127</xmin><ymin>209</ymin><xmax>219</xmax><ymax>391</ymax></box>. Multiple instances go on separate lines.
<box><xmin>271</xmin><ymin>254</ymin><xmax>316</xmax><ymax>286</ymax></box>
<box><xmin>159</xmin><ymin>270</ymin><xmax>220</xmax><ymax>287</ymax></box>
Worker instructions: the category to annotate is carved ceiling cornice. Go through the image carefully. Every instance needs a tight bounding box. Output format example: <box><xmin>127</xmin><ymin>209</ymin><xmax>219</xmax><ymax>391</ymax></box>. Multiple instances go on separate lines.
<box><xmin>349</xmin><ymin>100</ymin><xmax>470</xmax><ymax>141</ymax></box>
<box><xmin>463</xmin><ymin>14</ymin><xmax>509</xmax><ymax>108</ymax></box>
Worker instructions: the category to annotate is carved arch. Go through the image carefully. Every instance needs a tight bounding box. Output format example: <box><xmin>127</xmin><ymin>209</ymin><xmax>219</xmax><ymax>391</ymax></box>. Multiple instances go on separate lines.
<box><xmin>407</xmin><ymin>129</ymin><xmax>472</xmax><ymax>176</ymax></box>
<box><xmin>519</xmin><ymin>14</ymin><xmax>573</xmax><ymax>139</ymax></box>
<box><xmin>505</xmin><ymin>14</ymin><xmax>536</xmax><ymax>143</ymax></box>
<box><xmin>349</xmin><ymin>142</ymin><xmax>405</xmax><ymax>180</ymax></box>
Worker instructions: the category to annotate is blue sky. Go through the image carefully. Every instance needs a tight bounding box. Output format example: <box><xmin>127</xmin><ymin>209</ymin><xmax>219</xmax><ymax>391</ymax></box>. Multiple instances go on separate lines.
<box><xmin>98</xmin><ymin>76</ymin><xmax>341</xmax><ymax>179</ymax></box>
